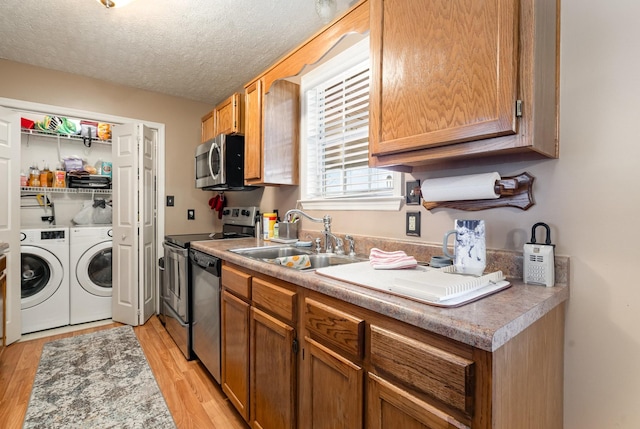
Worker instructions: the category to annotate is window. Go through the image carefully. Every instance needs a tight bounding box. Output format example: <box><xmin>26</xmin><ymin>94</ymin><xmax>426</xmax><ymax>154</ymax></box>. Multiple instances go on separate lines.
<box><xmin>300</xmin><ymin>37</ymin><xmax>402</xmax><ymax>211</ymax></box>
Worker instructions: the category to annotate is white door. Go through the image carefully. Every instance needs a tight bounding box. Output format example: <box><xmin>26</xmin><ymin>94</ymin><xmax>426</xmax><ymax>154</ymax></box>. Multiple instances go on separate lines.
<box><xmin>139</xmin><ymin>126</ymin><xmax>156</xmax><ymax>322</ymax></box>
<box><xmin>112</xmin><ymin>123</ymin><xmax>156</xmax><ymax>326</ymax></box>
<box><xmin>0</xmin><ymin>107</ymin><xmax>21</xmax><ymax>344</ymax></box>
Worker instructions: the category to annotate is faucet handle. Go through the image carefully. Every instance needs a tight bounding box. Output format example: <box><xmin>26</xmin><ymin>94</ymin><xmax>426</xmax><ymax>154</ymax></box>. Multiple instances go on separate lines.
<box><xmin>314</xmin><ymin>237</ymin><xmax>322</xmax><ymax>254</ymax></box>
<box><xmin>334</xmin><ymin>237</ymin><xmax>345</xmax><ymax>255</ymax></box>
<box><xmin>345</xmin><ymin>235</ymin><xmax>356</xmax><ymax>257</ymax></box>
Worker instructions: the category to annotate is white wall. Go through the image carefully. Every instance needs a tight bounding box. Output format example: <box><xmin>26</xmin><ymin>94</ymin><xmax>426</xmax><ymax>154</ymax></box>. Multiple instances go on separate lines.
<box><xmin>558</xmin><ymin>1</ymin><xmax>640</xmax><ymax>426</ymax></box>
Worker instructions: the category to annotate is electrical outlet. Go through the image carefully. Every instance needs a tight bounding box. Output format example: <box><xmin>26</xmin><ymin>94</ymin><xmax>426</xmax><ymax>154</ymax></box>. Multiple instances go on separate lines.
<box><xmin>406</xmin><ymin>211</ymin><xmax>421</xmax><ymax>236</ymax></box>
<box><xmin>166</xmin><ymin>196</ymin><xmax>174</xmax><ymax>207</ymax></box>
<box><xmin>187</xmin><ymin>209</ymin><xmax>195</xmax><ymax>220</ymax></box>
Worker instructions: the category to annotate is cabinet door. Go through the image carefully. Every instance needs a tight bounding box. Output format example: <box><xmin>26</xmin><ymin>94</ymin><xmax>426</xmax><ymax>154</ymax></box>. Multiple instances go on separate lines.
<box><xmin>369</xmin><ymin>0</ymin><xmax>519</xmax><ymax>157</ymax></box>
<box><xmin>367</xmin><ymin>373</ymin><xmax>467</xmax><ymax>429</ymax></box>
<box><xmin>215</xmin><ymin>93</ymin><xmax>243</xmax><ymax>136</ymax></box>
<box><xmin>244</xmin><ymin>79</ymin><xmax>263</xmax><ymax>182</ymax></box>
<box><xmin>222</xmin><ymin>290</ymin><xmax>251</xmax><ymax>422</ymax></box>
<box><xmin>201</xmin><ymin>110</ymin><xmax>215</xmax><ymax>143</ymax></box>
<box><xmin>300</xmin><ymin>337</ymin><xmax>363</xmax><ymax>429</ymax></box>
<box><xmin>262</xmin><ymin>80</ymin><xmax>300</xmax><ymax>185</ymax></box>
<box><xmin>250</xmin><ymin>307</ymin><xmax>296</xmax><ymax>429</ymax></box>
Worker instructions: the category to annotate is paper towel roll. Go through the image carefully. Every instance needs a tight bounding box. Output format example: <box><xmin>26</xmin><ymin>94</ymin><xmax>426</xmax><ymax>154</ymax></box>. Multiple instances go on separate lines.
<box><xmin>421</xmin><ymin>172</ymin><xmax>501</xmax><ymax>202</ymax></box>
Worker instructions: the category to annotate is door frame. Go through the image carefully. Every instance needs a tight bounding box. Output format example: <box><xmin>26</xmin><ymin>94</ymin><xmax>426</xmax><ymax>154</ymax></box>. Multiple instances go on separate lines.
<box><xmin>0</xmin><ymin>97</ymin><xmax>166</xmax><ymax>333</ymax></box>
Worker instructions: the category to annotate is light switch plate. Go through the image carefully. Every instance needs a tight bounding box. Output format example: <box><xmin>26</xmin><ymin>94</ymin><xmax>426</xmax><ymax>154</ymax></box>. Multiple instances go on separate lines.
<box><xmin>406</xmin><ymin>180</ymin><xmax>421</xmax><ymax>205</ymax></box>
<box><xmin>166</xmin><ymin>196</ymin><xmax>174</xmax><ymax>207</ymax></box>
<box><xmin>187</xmin><ymin>209</ymin><xmax>195</xmax><ymax>220</ymax></box>
<box><xmin>406</xmin><ymin>211</ymin><xmax>421</xmax><ymax>236</ymax></box>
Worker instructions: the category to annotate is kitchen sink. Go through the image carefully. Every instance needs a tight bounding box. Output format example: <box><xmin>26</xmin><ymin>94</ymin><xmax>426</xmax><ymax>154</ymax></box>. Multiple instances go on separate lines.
<box><xmin>229</xmin><ymin>245</ymin><xmax>365</xmax><ymax>270</ymax></box>
<box><xmin>229</xmin><ymin>245</ymin><xmax>314</xmax><ymax>260</ymax></box>
<box><xmin>307</xmin><ymin>254</ymin><xmax>363</xmax><ymax>269</ymax></box>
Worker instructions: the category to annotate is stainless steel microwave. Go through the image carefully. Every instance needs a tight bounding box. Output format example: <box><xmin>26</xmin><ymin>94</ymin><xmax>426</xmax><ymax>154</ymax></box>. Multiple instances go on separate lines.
<box><xmin>195</xmin><ymin>133</ymin><xmax>248</xmax><ymax>191</ymax></box>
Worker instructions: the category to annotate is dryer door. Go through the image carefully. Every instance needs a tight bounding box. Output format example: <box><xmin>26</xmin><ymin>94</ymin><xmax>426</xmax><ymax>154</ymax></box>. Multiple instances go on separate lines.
<box><xmin>21</xmin><ymin>245</ymin><xmax>64</xmax><ymax>309</ymax></box>
<box><xmin>77</xmin><ymin>241</ymin><xmax>112</xmax><ymax>297</ymax></box>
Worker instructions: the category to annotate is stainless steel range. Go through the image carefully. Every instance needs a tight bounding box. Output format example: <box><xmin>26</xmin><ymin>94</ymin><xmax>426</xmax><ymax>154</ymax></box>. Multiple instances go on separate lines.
<box><xmin>160</xmin><ymin>206</ymin><xmax>258</xmax><ymax>363</ymax></box>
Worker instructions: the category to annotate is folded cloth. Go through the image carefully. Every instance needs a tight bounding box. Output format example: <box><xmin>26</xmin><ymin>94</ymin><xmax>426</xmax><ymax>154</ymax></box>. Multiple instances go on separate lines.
<box><xmin>274</xmin><ymin>254</ymin><xmax>311</xmax><ymax>270</ymax></box>
<box><xmin>369</xmin><ymin>248</ymin><xmax>418</xmax><ymax>270</ymax></box>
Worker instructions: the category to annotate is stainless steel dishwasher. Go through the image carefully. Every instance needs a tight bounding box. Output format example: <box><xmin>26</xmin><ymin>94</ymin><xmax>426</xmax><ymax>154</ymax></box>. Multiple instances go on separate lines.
<box><xmin>189</xmin><ymin>248</ymin><xmax>222</xmax><ymax>383</ymax></box>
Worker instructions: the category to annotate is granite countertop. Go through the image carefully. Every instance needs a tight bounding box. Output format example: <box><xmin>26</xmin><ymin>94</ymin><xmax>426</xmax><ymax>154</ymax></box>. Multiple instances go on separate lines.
<box><xmin>191</xmin><ymin>238</ymin><xmax>569</xmax><ymax>352</ymax></box>
<box><xmin>0</xmin><ymin>241</ymin><xmax>8</xmax><ymax>254</ymax></box>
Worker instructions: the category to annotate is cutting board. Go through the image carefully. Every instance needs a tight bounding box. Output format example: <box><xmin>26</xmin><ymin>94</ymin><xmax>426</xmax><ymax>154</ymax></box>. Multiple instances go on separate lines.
<box><xmin>315</xmin><ymin>262</ymin><xmax>510</xmax><ymax>307</ymax></box>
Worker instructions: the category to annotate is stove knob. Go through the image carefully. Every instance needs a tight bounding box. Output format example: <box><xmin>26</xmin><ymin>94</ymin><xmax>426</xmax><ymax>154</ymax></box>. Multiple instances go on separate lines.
<box><xmin>222</xmin><ymin>209</ymin><xmax>230</xmax><ymax>215</ymax></box>
<box><xmin>241</xmin><ymin>209</ymin><xmax>249</xmax><ymax>216</ymax></box>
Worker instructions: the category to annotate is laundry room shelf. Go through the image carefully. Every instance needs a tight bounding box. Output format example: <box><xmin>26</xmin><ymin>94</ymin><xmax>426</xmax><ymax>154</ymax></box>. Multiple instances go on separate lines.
<box><xmin>21</xmin><ymin>127</ymin><xmax>112</xmax><ymax>145</ymax></box>
<box><xmin>21</xmin><ymin>187</ymin><xmax>112</xmax><ymax>195</ymax></box>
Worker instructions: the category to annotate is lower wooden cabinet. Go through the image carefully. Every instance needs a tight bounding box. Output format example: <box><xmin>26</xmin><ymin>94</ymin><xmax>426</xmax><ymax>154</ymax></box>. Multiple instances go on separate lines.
<box><xmin>251</xmin><ymin>307</ymin><xmax>296</xmax><ymax>429</ymax></box>
<box><xmin>300</xmin><ymin>337</ymin><xmax>363</xmax><ymax>429</ymax></box>
<box><xmin>221</xmin><ymin>290</ymin><xmax>251</xmax><ymax>421</ymax></box>
<box><xmin>222</xmin><ymin>263</ymin><xmax>299</xmax><ymax>428</ymax></box>
<box><xmin>369</xmin><ymin>325</ymin><xmax>475</xmax><ymax>417</ymax></box>
<box><xmin>367</xmin><ymin>373</ymin><xmax>466</xmax><ymax>429</ymax></box>
<box><xmin>220</xmin><ymin>262</ymin><xmax>564</xmax><ymax>429</ymax></box>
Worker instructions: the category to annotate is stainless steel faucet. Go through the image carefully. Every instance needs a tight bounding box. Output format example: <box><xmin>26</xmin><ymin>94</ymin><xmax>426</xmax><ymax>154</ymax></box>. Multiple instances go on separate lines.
<box><xmin>344</xmin><ymin>235</ymin><xmax>356</xmax><ymax>257</ymax></box>
<box><xmin>324</xmin><ymin>231</ymin><xmax>344</xmax><ymax>255</ymax></box>
<box><xmin>284</xmin><ymin>209</ymin><xmax>341</xmax><ymax>253</ymax></box>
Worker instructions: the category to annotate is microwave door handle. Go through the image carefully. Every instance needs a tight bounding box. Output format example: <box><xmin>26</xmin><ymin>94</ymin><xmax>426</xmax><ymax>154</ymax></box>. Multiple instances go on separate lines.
<box><xmin>208</xmin><ymin>142</ymin><xmax>215</xmax><ymax>180</ymax></box>
<box><xmin>218</xmin><ymin>139</ymin><xmax>225</xmax><ymax>184</ymax></box>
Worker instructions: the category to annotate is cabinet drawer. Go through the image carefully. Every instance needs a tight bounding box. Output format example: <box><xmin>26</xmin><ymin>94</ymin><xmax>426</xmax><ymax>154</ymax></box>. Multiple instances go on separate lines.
<box><xmin>252</xmin><ymin>278</ymin><xmax>297</xmax><ymax>322</ymax></box>
<box><xmin>0</xmin><ymin>255</ymin><xmax>5</xmax><ymax>272</ymax></box>
<box><xmin>304</xmin><ymin>298</ymin><xmax>364</xmax><ymax>358</ymax></box>
<box><xmin>222</xmin><ymin>265</ymin><xmax>252</xmax><ymax>300</ymax></box>
<box><xmin>370</xmin><ymin>325</ymin><xmax>474</xmax><ymax>416</ymax></box>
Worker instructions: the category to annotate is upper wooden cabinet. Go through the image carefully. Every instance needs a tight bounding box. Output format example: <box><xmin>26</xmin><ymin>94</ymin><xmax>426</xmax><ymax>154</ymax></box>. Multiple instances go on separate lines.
<box><xmin>244</xmin><ymin>78</ymin><xmax>300</xmax><ymax>186</ymax></box>
<box><xmin>369</xmin><ymin>0</ymin><xmax>559</xmax><ymax>169</ymax></box>
<box><xmin>201</xmin><ymin>92</ymin><xmax>244</xmax><ymax>143</ymax></box>
<box><xmin>244</xmin><ymin>79</ymin><xmax>263</xmax><ymax>182</ymax></box>
<box><xmin>200</xmin><ymin>110</ymin><xmax>215</xmax><ymax>143</ymax></box>
<box><xmin>215</xmin><ymin>93</ymin><xmax>244</xmax><ymax>136</ymax></box>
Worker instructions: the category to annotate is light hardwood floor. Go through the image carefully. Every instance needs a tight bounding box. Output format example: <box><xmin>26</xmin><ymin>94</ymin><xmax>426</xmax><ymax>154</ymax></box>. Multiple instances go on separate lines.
<box><xmin>0</xmin><ymin>316</ymin><xmax>248</xmax><ymax>429</ymax></box>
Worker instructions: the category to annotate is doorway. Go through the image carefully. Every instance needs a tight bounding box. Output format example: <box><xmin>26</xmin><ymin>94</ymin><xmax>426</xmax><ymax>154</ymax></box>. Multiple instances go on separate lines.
<box><xmin>0</xmin><ymin>97</ymin><xmax>165</xmax><ymax>344</ymax></box>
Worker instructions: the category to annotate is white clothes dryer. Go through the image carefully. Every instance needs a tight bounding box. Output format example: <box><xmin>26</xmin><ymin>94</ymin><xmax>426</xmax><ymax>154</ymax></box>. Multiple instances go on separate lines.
<box><xmin>20</xmin><ymin>227</ymin><xmax>70</xmax><ymax>334</ymax></box>
<box><xmin>69</xmin><ymin>226</ymin><xmax>113</xmax><ymax>324</ymax></box>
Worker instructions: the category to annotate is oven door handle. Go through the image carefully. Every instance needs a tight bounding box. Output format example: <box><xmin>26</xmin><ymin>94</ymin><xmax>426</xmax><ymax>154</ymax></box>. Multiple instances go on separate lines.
<box><xmin>163</xmin><ymin>298</ymin><xmax>189</xmax><ymax>327</ymax></box>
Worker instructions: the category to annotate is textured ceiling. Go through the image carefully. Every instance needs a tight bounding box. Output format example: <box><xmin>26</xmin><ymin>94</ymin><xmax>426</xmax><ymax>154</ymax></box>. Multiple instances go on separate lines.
<box><xmin>0</xmin><ymin>0</ymin><xmax>354</xmax><ymax>104</ymax></box>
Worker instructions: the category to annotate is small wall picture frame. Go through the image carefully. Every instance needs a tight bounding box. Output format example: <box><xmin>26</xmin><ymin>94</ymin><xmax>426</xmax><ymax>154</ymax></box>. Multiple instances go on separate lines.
<box><xmin>406</xmin><ymin>180</ymin><xmax>421</xmax><ymax>205</ymax></box>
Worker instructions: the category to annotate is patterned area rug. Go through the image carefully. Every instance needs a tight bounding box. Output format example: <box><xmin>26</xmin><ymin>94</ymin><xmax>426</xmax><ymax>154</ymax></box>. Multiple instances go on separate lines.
<box><xmin>24</xmin><ymin>326</ymin><xmax>176</xmax><ymax>428</ymax></box>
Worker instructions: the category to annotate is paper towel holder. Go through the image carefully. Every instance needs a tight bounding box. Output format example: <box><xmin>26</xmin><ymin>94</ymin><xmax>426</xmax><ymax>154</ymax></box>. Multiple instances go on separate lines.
<box><xmin>417</xmin><ymin>172</ymin><xmax>535</xmax><ymax>211</ymax></box>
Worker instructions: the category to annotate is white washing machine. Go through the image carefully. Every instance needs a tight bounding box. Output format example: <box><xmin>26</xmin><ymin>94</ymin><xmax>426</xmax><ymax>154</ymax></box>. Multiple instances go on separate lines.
<box><xmin>69</xmin><ymin>226</ymin><xmax>113</xmax><ymax>324</ymax></box>
<box><xmin>20</xmin><ymin>227</ymin><xmax>70</xmax><ymax>334</ymax></box>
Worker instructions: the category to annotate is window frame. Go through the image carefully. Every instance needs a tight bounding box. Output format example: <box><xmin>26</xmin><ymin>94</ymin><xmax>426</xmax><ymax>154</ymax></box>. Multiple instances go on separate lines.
<box><xmin>298</xmin><ymin>36</ymin><xmax>403</xmax><ymax>212</ymax></box>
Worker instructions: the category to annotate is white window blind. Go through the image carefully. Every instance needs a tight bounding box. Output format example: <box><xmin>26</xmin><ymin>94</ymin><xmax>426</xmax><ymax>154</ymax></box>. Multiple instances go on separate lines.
<box><xmin>303</xmin><ymin>55</ymin><xmax>395</xmax><ymax>200</ymax></box>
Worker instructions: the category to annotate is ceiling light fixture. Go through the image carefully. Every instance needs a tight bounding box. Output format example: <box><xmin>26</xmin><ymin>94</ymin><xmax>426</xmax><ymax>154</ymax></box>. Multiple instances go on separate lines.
<box><xmin>96</xmin><ymin>0</ymin><xmax>135</xmax><ymax>8</ymax></box>
<box><xmin>316</xmin><ymin>0</ymin><xmax>337</xmax><ymax>24</ymax></box>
